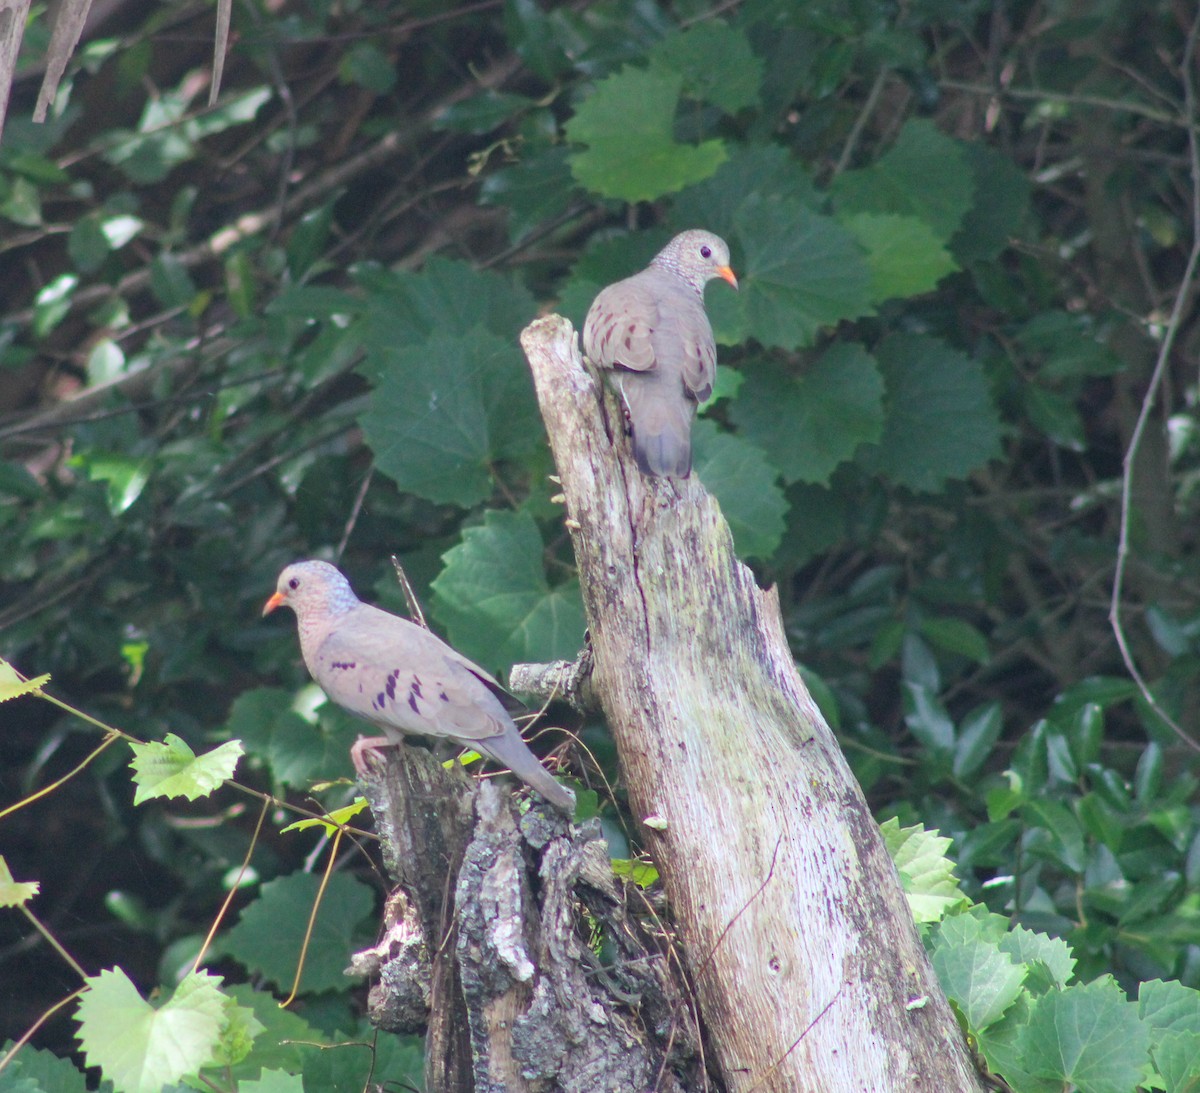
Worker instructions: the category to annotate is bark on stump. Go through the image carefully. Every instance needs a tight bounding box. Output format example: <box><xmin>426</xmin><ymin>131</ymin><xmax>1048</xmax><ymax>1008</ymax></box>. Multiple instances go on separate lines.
<box><xmin>355</xmin><ymin>745</ymin><xmax>704</xmax><ymax>1092</ymax></box>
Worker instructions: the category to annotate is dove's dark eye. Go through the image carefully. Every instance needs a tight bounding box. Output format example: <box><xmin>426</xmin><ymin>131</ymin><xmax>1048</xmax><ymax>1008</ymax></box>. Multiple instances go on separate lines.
<box><xmin>700</xmin><ymin>245</ymin><xmax>712</xmax><ymax>259</ymax></box>
<box><xmin>288</xmin><ymin>577</ymin><xmax>300</xmax><ymax>591</ymax></box>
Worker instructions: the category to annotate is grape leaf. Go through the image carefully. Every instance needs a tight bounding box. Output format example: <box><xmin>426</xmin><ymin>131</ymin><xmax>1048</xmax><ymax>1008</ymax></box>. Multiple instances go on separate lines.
<box><xmin>1023</xmin><ymin>977</ymin><xmax>1150</xmax><ymax>1093</ymax></box>
<box><xmin>359</xmin><ymin>328</ymin><xmax>543</xmax><ymax>507</ymax></box>
<box><xmin>75</xmin><ymin>969</ymin><xmax>226</xmax><ymax>1093</ymax></box>
<box><xmin>128</xmin><ymin>734</ymin><xmax>243</xmax><ymax>805</ymax></box>
<box><xmin>431</xmin><ymin>509</ymin><xmax>585</xmax><ymax>672</ymax></box>
<box><xmin>219</xmin><ymin>873</ymin><xmax>375</xmax><ymax>995</ymax></box>
<box><xmin>734</xmin><ymin>196</ymin><xmax>872</xmax><ymax>350</ymax></box>
<box><xmin>857</xmin><ymin>334</ymin><xmax>1003</xmax><ymax>491</ymax></box>
<box><xmin>831</xmin><ymin>118</ymin><xmax>974</xmax><ymax>240</ymax></box>
<box><xmin>692</xmin><ymin>420</ymin><xmax>788</xmax><ymax>560</ymax></box>
<box><xmin>729</xmin><ymin>345</ymin><xmax>884</xmax><ymax>485</ymax></box>
<box><xmin>566</xmin><ymin>64</ymin><xmax>726</xmax><ymax>201</ymax></box>
<box><xmin>840</xmin><ymin>212</ymin><xmax>958</xmax><ymax>302</ymax></box>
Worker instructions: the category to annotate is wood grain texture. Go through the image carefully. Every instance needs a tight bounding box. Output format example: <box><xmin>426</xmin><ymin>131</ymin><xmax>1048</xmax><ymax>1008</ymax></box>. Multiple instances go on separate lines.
<box><xmin>520</xmin><ymin>314</ymin><xmax>986</xmax><ymax>1093</ymax></box>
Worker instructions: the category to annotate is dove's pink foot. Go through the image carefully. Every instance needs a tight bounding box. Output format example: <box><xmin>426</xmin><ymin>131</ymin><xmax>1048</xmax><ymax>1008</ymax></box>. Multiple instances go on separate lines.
<box><xmin>350</xmin><ymin>734</ymin><xmax>395</xmax><ymax>777</ymax></box>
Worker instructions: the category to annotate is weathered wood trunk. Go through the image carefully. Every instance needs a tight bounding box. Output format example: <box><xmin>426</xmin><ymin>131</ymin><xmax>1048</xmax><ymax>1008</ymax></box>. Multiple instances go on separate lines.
<box><xmin>517</xmin><ymin>315</ymin><xmax>986</xmax><ymax>1093</ymax></box>
<box><xmin>356</xmin><ymin>745</ymin><xmax>706</xmax><ymax>1092</ymax></box>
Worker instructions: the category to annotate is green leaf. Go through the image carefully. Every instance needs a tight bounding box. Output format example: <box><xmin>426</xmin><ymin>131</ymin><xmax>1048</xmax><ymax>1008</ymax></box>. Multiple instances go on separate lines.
<box><xmin>128</xmin><ymin>734</ymin><xmax>244</xmax><ymax>805</ymax></box>
<box><xmin>434</xmin><ymin>90</ymin><xmax>536</xmax><ymax>134</ymax></box>
<box><xmin>1142</xmin><ymin>979</ymin><xmax>1200</xmax><ymax>1037</ymax></box>
<box><xmin>353</xmin><ymin>256</ymin><xmax>536</xmax><ymax>363</ymax></box>
<box><xmin>219</xmin><ymin>873</ymin><xmax>375</xmax><ymax>995</ymax></box>
<box><xmin>1154</xmin><ymin>1030</ymin><xmax>1200</xmax><ymax>1093</ymax></box>
<box><xmin>903</xmin><ymin>682</ymin><xmax>955</xmax><ymax>754</ymax></box>
<box><xmin>359</xmin><ymin>328</ymin><xmax>543</xmax><ymax>507</ymax></box>
<box><xmin>75</xmin><ymin>969</ymin><xmax>227</xmax><ymax>1093</ymax></box>
<box><xmin>650</xmin><ymin>23</ymin><xmax>764</xmax><ymax>114</ymax></box>
<box><xmin>840</xmin><ymin>212</ymin><xmax>958</xmax><ymax>302</ymax></box>
<box><xmin>952</xmin><ymin>140</ymin><xmax>1031</xmax><ymax>265</ymax></box>
<box><xmin>0</xmin><ymin>1042</ymin><xmax>88</xmax><ymax>1091</ymax></box>
<box><xmin>226</xmin><ymin>686</ymin><xmax>356</xmax><ymax>787</ymax></box>
<box><xmin>431</xmin><ymin>508</ymin><xmax>586</xmax><ymax>672</ymax></box>
<box><xmin>481</xmin><ymin>145</ymin><xmax>578</xmax><ymax>243</ymax></box>
<box><xmin>338</xmin><ymin>42</ymin><xmax>397</xmax><ymax>93</ymax></box>
<box><xmin>66</xmin><ymin>451</ymin><xmax>151</xmax><ymax>515</ymax></box>
<box><xmin>952</xmin><ymin>703</ymin><xmax>1003</xmax><ymax>779</ymax></box>
<box><xmin>222</xmin><ymin>985</ymin><xmax>322</xmax><ymax>1079</ymax></box>
<box><xmin>880</xmin><ymin>818</ymin><xmax>966</xmax><ymax>923</ymax></box>
<box><xmin>691</xmin><ymin>420</ymin><xmax>788</xmax><ymax>560</ymax></box>
<box><xmin>0</xmin><ymin>659</ymin><xmax>51</xmax><ymax>703</ymax></box>
<box><xmin>671</xmin><ymin>143</ymin><xmax>818</xmax><ymax>243</ymax></box>
<box><xmin>831</xmin><ymin>119</ymin><xmax>974</xmax><ymax>240</ymax></box>
<box><xmin>728</xmin><ymin>346</ymin><xmax>884</xmax><ymax>485</ymax></box>
<box><xmin>566</xmin><ymin>64</ymin><xmax>727</xmax><ymax>201</ymax></box>
<box><xmin>999</xmin><ymin>925</ymin><xmax>1077</xmax><ymax>991</ymax></box>
<box><xmin>280</xmin><ymin>798</ymin><xmax>370</xmax><ymax>835</ymax></box>
<box><xmin>734</xmin><ymin>196</ymin><xmax>872</xmax><ymax>350</ymax></box>
<box><xmin>238</xmin><ymin>1071</ymin><xmax>306</xmax><ymax>1093</ymax></box>
<box><xmin>0</xmin><ymin>857</ymin><xmax>40</xmax><ymax>906</ymax></box>
<box><xmin>857</xmin><ymin>334</ymin><xmax>1003</xmax><ymax>492</ymax></box>
<box><xmin>930</xmin><ymin>913</ymin><xmax>1027</xmax><ymax>1032</ymax></box>
<box><xmin>921</xmin><ymin>616</ymin><xmax>990</xmax><ymax>665</ymax></box>
<box><xmin>1023</xmin><ymin>976</ymin><xmax>1150</xmax><ymax>1093</ymax></box>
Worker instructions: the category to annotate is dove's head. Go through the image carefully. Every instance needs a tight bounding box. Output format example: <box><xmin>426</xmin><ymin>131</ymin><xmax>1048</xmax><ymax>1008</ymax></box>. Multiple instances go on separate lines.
<box><xmin>652</xmin><ymin>230</ymin><xmax>738</xmax><ymax>295</ymax></box>
<box><xmin>263</xmin><ymin>560</ymin><xmax>359</xmax><ymax>620</ymax></box>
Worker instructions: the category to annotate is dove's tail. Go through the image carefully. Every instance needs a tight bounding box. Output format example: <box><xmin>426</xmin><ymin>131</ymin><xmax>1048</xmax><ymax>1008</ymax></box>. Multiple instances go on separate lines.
<box><xmin>617</xmin><ymin>373</ymin><xmax>694</xmax><ymax>478</ymax></box>
<box><xmin>476</xmin><ymin>727</ymin><xmax>576</xmax><ymax>814</ymax></box>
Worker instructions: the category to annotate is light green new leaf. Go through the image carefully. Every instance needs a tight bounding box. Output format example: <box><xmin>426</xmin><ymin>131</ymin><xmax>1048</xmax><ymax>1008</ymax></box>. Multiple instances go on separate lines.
<box><xmin>692</xmin><ymin>420</ymin><xmax>788</xmax><ymax>560</ymax></box>
<box><xmin>566</xmin><ymin>65</ymin><xmax>726</xmax><ymax>201</ymax></box>
<box><xmin>1024</xmin><ymin>977</ymin><xmax>1151</xmax><ymax>1093</ymax></box>
<box><xmin>431</xmin><ymin>509</ymin><xmax>586</xmax><ymax>672</ymax></box>
<box><xmin>281</xmin><ymin>798</ymin><xmax>370</xmax><ymax>835</ymax></box>
<box><xmin>1000</xmin><ymin>925</ymin><xmax>1076</xmax><ymax>991</ymax></box>
<box><xmin>880</xmin><ymin>818</ymin><xmax>966</xmax><ymax>923</ymax></box>
<box><xmin>208</xmin><ymin>991</ymin><xmax>266</xmax><ymax>1069</ymax></box>
<box><xmin>857</xmin><ymin>334</ymin><xmax>1003</xmax><ymax>491</ymax></box>
<box><xmin>359</xmin><ymin>328</ymin><xmax>543</xmax><ymax>507</ymax></box>
<box><xmin>930</xmin><ymin>915</ymin><xmax>1027</xmax><ymax>1032</ymax></box>
<box><xmin>650</xmin><ymin>23</ymin><xmax>764</xmax><ymax>114</ymax></box>
<box><xmin>729</xmin><ymin>345</ymin><xmax>884</xmax><ymax>485</ymax></box>
<box><xmin>734</xmin><ymin>196</ymin><xmax>872</xmax><ymax>350</ymax></box>
<box><xmin>129</xmin><ymin>734</ymin><xmax>244</xmax><ymax>805</ymax></box>
<box><xmin>841</xmin><ymin>212</ymin><xmax>958</xmax><ymax>302</ymax></box>
<box><xmin>75</xmin><ymin>968</ymin><xmax>226</xmax><ymax>1093</ymax></box>
<box><xmin>830</xmin><ymin>119</ymin><xmax>974</xmax><ymax>240</ymax></box>
<box><xmin>220</xmin><ymin>873</ymin><xmax>375</xmax><ymax>994</ymax></box>
<box><xmin>0</xmin><ymin>857</ymin><xmax>40</xmax><ymax>906</ymax></box>
<box><xmin>0</xmin><ymin>658</ymin><xmax>50</xmax><ymax>703</ymax></box>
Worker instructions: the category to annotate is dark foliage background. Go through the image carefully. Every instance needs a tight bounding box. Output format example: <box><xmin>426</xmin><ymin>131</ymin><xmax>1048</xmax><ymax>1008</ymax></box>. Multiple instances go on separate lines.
<box><xmin>2</xmin><ymin>0</ymin><xmax>1200</xmax><ymax>1088</ymax></box>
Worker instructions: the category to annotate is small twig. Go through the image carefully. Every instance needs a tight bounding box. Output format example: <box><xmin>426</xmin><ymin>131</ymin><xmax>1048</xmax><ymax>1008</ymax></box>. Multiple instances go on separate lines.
<box><xmin>834</xmin><ymin>69</ymin><xmax>889</xmax><ymax>177</ymax></box>
<box><xmin>390</xmin><ymin>555</ymin><xmax>429</xmax><ymax>630</ymax></box>
<box><xmin>335</xmin><ymin>466</ymin><xmax>374</xmax><ymax>561</ymax></box>
<box><xmin>1109</xmin><ymin>8</ymin><xmax>1200</xmax><ymax>754</ymax></box>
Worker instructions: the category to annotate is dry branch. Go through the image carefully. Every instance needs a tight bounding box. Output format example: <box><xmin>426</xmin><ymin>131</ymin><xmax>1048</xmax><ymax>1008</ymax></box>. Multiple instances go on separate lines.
<box><xmin>519</xmin><ymin>315</ymin><xmax>986</xmax><ymax>1093</ymax></box>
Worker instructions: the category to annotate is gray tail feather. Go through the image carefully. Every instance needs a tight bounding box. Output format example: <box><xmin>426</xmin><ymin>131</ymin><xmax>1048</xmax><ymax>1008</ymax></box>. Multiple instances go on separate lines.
<box><xmin>477</xmin><ymin>728</ymin><xmax>576</xmax><ymax>814</ymax></box>
<box><xmin>633</xmin><ymin>429</ymin><xmax>692</xmax><ymax>478</ymax></box>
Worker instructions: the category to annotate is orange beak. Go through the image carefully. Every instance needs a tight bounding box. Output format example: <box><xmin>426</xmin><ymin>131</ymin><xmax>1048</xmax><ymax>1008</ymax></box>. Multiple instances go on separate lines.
<box><xmin>262</xmin><ymin>591</ymin><xmax>285</xmax><ymax>617</ymax></box>
<box><xmin>716</xmin><ymin>265</ymin><xmax>738</xmax><ymax>290</ymax></box>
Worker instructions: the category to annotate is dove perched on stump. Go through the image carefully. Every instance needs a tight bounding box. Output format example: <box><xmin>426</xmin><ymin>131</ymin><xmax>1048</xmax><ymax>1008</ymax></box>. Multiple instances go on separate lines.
<box><xmin>583</xmin><ymin>229</ymin><xmax>738</xmax><ymax>478</ymax></box>
<box><xmin>263</xmin><ymin>560</ymin><xmax>575</xmax><ymax>813</ymax></box>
